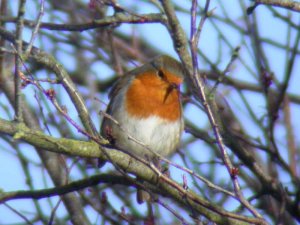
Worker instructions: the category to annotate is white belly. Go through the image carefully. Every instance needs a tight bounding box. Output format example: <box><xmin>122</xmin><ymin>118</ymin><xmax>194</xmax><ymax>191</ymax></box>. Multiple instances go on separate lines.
<box><xmin>102</xmin><ymin>87</ymin><xmax>183</xmax><ymax>159</ymax></box>
<box><xmin>110</xmin><ymin>108</ymin><xmax>183</xmax><ymax>158</ymax></box>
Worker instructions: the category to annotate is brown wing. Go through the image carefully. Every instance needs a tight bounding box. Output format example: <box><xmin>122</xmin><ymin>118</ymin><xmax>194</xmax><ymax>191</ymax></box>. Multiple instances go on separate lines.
<box><xmin>100</xmin><ymin>68</ymin><xmax>136</xmax><ymax>136</ymax></box>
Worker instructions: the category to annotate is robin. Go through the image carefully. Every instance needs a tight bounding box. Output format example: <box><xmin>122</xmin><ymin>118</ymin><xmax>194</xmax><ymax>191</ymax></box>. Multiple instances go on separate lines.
<box><xmin>101</xmin><ymin>55</ymin><xmax>184</xmax><ymax>203</ymax></box>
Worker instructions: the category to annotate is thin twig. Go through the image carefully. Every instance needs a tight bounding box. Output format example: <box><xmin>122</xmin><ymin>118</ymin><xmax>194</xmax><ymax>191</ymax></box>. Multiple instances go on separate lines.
<box><xmin>4</xmin><ymin>203</ymin><xmax>34</xmax><ymax>225</ymax></box>
<box><xmin>210</xmin><ymin>46</ymin><xmax>240</xmax><ymax>93</ymax></box>
<box><xmin>190</xmin><ymin>0</ymin><xmax>264</xmax><ymax>219</ymax></box>
<box><xmin>48</xmin><ymin>199</ymin><xmax>62</xmax><ymax>225</ymax></box>
<box><xmin>100</xmin><ymin>110</ymin><xmax>235</xmax><ymax>198</ymax></box>
<box><xmin>14</xmin><ymin>0</ymin><xmax>26</xmax><ymax>122</ymax></box>
<box><xmin>24</xmin><ymin>0</ymin><xmax>45</xmax><ymax>57</ymax></box>
<box><xmin>283</xmin><ymin>97</ymin><xmax>297</xmax><ymax>177</ymax></box>
<box><xmin>156</xmin><ymin>198</ymin><xmax>191</xmax><ymax>225</ymax></box>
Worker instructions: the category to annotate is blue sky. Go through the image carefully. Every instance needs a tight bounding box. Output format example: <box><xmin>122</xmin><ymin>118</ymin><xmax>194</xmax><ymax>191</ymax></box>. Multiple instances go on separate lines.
<box><xmin>0</xmin><ymin>0</ymin><xmax>299</xmax><ymax>224</ymax></box>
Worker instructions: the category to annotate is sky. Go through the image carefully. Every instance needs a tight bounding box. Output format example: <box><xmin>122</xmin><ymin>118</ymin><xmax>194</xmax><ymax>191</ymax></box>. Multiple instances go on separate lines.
<box><xmin>0</xmin><ymin>0</ymin><xmax>299</xmax><ymax>224</ymax></box>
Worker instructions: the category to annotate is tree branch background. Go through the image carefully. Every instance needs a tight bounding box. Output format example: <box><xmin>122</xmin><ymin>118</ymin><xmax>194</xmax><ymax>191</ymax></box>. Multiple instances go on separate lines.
<box><xmin>0</xmin><ymin>0</ymin><xmax>299</xmax><ymax>224</ymax></box>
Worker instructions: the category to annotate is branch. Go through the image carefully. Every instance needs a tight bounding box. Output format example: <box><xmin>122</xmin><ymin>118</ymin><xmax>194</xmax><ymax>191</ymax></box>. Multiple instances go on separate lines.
<box><xmin>0</xmin><ymin>174</ymin><xmax>129</xmax><ymax>203</ymax></box>
<box><xmin>203</xmin><ymin>70</ymin><xmax>300</xmax><ymax>105</ymax></box>
<box><xmin>24</xmin><ymin>0</ymin><xmax>45</xmax><ymax>57</ymax></box>
<box><xmin>0</xmin><ymin>118</ymin><xmax>265</xmax><ymax>225</ymax></box>
<box><xmin>0</xmin><ymin>51</ymin><xmax>91</xmax><ymax>225</ymax></box>
<box><xmin>0</xmin><ymin>13</ymin><xmax>166</xmax><ymax>31</ymax></box>
<box><xmin>248</xmin><ymin>0</ymin><xmax>300</xmax><ymax>13</ymax></box>
<box><xmin>14</xmin><ymin>0</ymin><xmax>26</xmax><ymax>122</ymax></box>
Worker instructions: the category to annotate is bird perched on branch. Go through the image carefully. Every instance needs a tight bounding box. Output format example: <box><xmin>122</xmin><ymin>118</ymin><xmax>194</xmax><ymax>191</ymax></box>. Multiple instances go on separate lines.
<box><xmin>101</xmin><ymin>55</ymin><xmax>184</xmax><ymax>203</ymax></box>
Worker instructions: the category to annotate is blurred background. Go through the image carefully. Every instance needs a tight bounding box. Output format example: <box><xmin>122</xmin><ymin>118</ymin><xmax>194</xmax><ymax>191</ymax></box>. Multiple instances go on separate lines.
<box><xmin>0</xmin><ymin>0</ymin><xmax>299</xmax><ymax>224</ymax></box>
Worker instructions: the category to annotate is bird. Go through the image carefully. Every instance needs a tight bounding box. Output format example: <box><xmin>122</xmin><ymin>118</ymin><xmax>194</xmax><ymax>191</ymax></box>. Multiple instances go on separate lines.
<box><xmin>101</xmin><ymin>55</ymin><xmax>184</xmax><ymax>203</ymax></box>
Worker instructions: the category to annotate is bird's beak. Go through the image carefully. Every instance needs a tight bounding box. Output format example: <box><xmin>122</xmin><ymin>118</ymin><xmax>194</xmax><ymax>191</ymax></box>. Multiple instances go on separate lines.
<box><xmin>163</xmin><ymin>82</ymin><xmax>180</xmax><ymax>103</ymax></box>
<box><xmin>170</xmin><ymin>82</ymin><xmax>180</xmax><ymax>91</ymax></box>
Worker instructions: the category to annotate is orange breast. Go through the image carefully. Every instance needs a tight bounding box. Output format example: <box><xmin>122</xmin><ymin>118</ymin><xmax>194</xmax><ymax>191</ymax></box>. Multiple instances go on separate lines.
<box><xmin>125</xmin><ymin>71</ymin><xmax>182</xmax><ymax>121</ymax></box>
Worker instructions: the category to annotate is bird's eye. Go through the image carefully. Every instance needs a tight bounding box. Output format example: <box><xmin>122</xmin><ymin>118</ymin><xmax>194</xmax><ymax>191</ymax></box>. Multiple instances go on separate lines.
<box><xmin>157</xmin><ymin>70</ymin><xmax>165</xmax><ymax>78</ymax></box>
